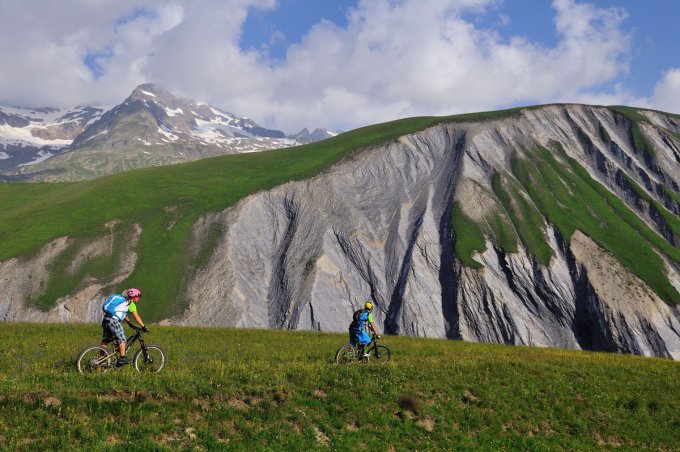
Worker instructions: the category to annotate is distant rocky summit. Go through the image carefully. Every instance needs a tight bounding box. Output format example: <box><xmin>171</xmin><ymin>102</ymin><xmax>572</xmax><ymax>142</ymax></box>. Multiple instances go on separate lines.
<box><xmin>290</xmin><ymin>127</ymin><xmax>339</xmax><ymax>144</ymax></box>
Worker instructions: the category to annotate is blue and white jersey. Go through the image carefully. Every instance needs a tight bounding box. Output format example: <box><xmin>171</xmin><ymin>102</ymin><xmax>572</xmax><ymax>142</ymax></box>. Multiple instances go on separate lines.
<box><xmin>102</xmin><ymin>294</ymin><xmax>133</xmax><ymax>321</ymax></box>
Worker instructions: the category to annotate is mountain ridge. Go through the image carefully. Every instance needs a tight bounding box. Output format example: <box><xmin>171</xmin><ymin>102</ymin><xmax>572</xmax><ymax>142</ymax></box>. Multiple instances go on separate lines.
<box><xmin>0</xmin><ymin>83</ymin><xmax>337</xmax><ymax>181</ymax></box>
<box><xmin>1</xmin><ymin>103</ymin><xmax>679</xmax><ymax>359</ymax></box>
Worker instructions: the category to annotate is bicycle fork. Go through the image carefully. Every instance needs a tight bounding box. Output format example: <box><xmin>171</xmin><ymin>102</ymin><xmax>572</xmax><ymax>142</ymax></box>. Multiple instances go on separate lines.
<box><xmin>139</xmin><ymin>342</ymin><xmax>154</xmax><ymax>364</ymax></box>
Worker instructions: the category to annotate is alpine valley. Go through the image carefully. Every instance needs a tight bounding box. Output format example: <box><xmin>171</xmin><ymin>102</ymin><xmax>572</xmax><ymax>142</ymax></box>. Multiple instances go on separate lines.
<box><xmin>1</xmin><ymin>102</ymin><xmax>680</xmax><ymax>360</ymax></box>
<box><xmin>0</xmin><ymin>83</ymin><xmax>337</xmax><ymax>181</ymax></box>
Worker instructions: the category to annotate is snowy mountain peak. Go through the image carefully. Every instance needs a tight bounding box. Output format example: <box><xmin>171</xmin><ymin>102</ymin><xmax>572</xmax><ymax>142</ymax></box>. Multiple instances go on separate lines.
<box><xmin>113</xmin><ymin>83</ymin><xmax>286</xmax><ymax>141</ymax></box>
<box><xmin>128</xmin><ymin>83</ymin><xmax>181</xmax><ymax>106</ymax></box>
<box><xmin>1</xmin><ymin>83</ymin><xmax>339</xmax><ymax>181</ymax></box>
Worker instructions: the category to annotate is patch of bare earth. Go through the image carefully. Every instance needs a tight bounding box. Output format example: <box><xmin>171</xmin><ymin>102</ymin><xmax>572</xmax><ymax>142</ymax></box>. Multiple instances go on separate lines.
<box><xmin>313</xmin><ymin>426</ymin><xmax>330</xmax><ymax>446</ymax></box>
<box><xmin>345</xmin><ymin>422</ymin><xmax>359</xmax><ymax>432</ymax></box>
<box><xmin>416</xmin><ymin>417</ymin><xmax>436</xmax><ymax>432</ymax></box>
<box><xmin>455</xmin><ymin>178</ymin><xmax>499</xmax><ymax>223</ymax></box>
<box><xmin>571</xmin><ymin>231</ymin><xmax>669</xmax><ymax>318</ymax></box>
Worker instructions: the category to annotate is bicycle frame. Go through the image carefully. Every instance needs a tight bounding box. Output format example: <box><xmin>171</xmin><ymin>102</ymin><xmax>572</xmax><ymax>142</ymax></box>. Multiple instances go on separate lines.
<box><xmin>367</xmin><ymin>336</ymin><xmax>381</xmax><ymax>354</ymax></box>
<box><xmin>100</xmin><ymin>330</ymin><xmax>148</xmax><ymax>365</ymax></box>
<box><xmin>356</xmin><ymin>335</ymin><xmax>381</xmax><ymax>358</ymax></box>
<box><xmin>125</xmin><ymin>331</ymin><xmax>142</xmax><ymax>351</ymax></box>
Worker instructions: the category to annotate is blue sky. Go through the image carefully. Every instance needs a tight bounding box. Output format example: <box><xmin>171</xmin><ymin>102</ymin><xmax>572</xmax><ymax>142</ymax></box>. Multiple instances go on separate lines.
<box><xmin>241</xmin><ymin>1</ymin><xmax>354</xmax><ymax>61</ymax></box>
<box><xmin>0</xmin><ymin>0</ymin><xmax>678</xmax><ymax>133</ymax></box>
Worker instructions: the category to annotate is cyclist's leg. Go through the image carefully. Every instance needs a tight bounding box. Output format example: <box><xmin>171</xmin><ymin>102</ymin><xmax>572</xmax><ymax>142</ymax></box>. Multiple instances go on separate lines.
<box><xmin>107</xmin><ymin>318</ymin><xmax>129</xmax><ymax>364</ymax></box>
<box><xmin>350</xmin><ymin>329</ymin><xmax>365</xmax><ymax>347</ymax></box>
<box><xmin>358</xmin><ymin>330</ymin><xmax>371</xmax><ymax>357</ymax></box>
<box><xmin>349</xmin><ymin>329</ymin><xmax>365</xmax><ymax>357</ymax></box>
<box><xmin>101</xmin><ymin>318</ymin><xmax>117</xmax><ymax>356</ymax></box>
<box><xmin>101</xmin><ymin>318</ymin><xmax>112</xmax><ymax>346</ymax></box>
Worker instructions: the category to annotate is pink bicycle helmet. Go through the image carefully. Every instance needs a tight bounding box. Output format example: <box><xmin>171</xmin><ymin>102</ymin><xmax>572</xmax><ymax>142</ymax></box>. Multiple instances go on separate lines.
<box><xmin>127</xmin><ymin>288</ymin><xmax>142</xmax><ymax>299</ymax></box>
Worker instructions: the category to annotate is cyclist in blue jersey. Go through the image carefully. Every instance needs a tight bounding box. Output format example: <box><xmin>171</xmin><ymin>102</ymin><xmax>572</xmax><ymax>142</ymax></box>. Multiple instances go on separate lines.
<box><xmin>101</xmin><ymin>288</ymin><xmax>148</xmax><ymax>366</ymax></box>
<box><xmin>349</xmin><ymin>301</ymin><xmax>381</xmax><ymax>358</ymax></box>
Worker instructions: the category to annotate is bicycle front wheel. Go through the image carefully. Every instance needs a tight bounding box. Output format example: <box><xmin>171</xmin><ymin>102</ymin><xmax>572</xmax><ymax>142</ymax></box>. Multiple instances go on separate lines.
<box><xmin>335</xmin><ymin>344</ymin><xmax>358</xmax><ymax>364</ymax></box>
<box><xmin>76</xmin><ymin>345</ymin><xmax>113</xmax><ymax>373</ymax></box>
<box><xmin>368</xmin><ymin>345</ymin><xmax>391</xmax><ymax>364</ymax></box>
<box><xmin>134</xmin><ymin>345</ymin><xmax>166</xmax><ymax>372</ymax></box>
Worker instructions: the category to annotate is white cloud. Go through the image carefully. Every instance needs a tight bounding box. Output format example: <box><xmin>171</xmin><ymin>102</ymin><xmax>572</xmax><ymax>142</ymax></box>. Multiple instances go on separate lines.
<box><xmin>0</xmin><ymin>0</ymin><xmax>274</xmax><ymax>108</ymax></box>
<box><xmin>0</xmin><ymin>0</ymin><xmax>676</xmax><ymax>133</ymax></box>
<box><xmin>88</xmin><ymin>4</ymin><xmax>186</xmax><ymax>95</ymax></box>
<box><xmin>0</xmin><ymin>0</ymin><xmax>143</xmax><ymax>106</ymax></box>
<box><xmin>245</xmin><ymin>0</ymin><xmax>634</xmax><ymax>131</ymax></box>
<box><xmin>647</xmin><ymin>69</ymin><xmax>680</xmax><ymax>113</ymax></box>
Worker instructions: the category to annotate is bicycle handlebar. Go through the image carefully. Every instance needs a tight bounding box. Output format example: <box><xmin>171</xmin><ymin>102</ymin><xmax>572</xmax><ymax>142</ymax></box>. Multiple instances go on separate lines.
<box><xmin>125</xmin><ymin>321</ymin><xmax>144</xmax><ymax>332</ymax></box>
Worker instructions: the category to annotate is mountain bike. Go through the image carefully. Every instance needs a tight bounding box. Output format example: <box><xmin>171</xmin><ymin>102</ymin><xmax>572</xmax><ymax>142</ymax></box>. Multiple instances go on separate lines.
<box><xmin>76</xmin><ymin>323</ymin><xmax>166</xmax><ymax>373</ymax></box>
<box><xmin>335</xmin><ymin>334</ymin><xmax>391</xmax><ymax>364</ymax></box>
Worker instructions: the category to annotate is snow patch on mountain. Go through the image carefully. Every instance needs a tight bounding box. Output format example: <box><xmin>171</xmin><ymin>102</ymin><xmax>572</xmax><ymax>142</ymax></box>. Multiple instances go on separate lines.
<box><xmin>85</xmin><ymin>130</ymin><xmax>109</xmax><ymax>141</ymax></box>
<box><xmin>165</xmin><ymin>107</ymin><xmax>183</xmax><ymax>117</ymax></box>
<box><xmin>18</xmin><ymin>150</ymin><xmax>54</xmax><ymax>166</ymax></box>
<box><xmin>0</xmin><ymin>105</ymin><xmax>105</xmax><ymax>148</ymax></box>
<box><xmin>0</xmin><ymin>124</ymin><xmax>70</xmax><ymax>148</ymax></box>
<box><xmin>158</xmin><ymin>124</ymin><xmax>180</xmax><ymax>142</ymax></box>
<box><xmin>193</xmin><ymin>118</ymin><xmax>254</xmax><ymax>141</ymax></box>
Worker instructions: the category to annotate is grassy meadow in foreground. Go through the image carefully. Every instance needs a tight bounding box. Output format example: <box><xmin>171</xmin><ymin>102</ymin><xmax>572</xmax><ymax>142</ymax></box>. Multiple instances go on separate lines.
<box><xmin>0</xmin><ymin>323</ymin><xmax>678</xmax><ymax>450</ymax></box>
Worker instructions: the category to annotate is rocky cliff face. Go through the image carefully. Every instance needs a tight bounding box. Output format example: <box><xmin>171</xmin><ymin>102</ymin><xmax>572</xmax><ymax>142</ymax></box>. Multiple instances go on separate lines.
<box><xmin>2</xmin><ymin>104</ymin><xmax>680</xmax><ymax>359</ymax></box>
<box><xmin>175</xmin><ymin>104</ymin><xmax>680</xmax><ymax>359</ymax></box>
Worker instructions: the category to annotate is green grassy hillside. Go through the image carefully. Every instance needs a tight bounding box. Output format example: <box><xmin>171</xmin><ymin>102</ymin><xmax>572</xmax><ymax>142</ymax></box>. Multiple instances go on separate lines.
<box><xmin>453</xmin><ymin>142</ymin><xmax>680</xmax><ymax>305</ymax></box>
<box><xmin>0</xmin><ymin>323</ymin><xmax>677</xmax><ymax>450</ymax></box>
<box><xmin>0</xmin><ymin>108</ymin><xmax>522</xmax><ymax>320</ymax></box>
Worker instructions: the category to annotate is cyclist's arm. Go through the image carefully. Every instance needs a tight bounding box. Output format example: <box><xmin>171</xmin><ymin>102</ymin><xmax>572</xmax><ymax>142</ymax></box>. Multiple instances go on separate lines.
<box><xmin>130</xmin><ymin>310</ymin><xmax>146</xmax><ymax>329</ymax></box>
<box><xmin>367</xmin><ymin>312</ymin><xmax>379</xmax><ymax>335</ymax></box>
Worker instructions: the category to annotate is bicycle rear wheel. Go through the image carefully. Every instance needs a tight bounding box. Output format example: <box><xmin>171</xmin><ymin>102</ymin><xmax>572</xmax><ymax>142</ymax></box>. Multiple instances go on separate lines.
<box><xmin>335</xmin><ymin>344</ymin><xmax>358</xmax><ymax>364</ymax></box>
<box><xmin>134</xmin><ymin>345</ymin><xmax>166</xmax><ymax>372</ymax></box>
<box><xmin>76</xmin><ymin>345</ymin><xmax>113</xmax><ymax>373</ymax></box>
<box><xmin>368</xmin><ymin>345</ymin><xmax>391</xmax><ymax>364</ymax></box>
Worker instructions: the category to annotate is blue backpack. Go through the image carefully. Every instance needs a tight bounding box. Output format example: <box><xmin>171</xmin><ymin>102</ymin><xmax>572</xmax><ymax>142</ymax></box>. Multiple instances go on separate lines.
<box><xmin>102</xmin><ymin>294</ymin><xmax>127</xmax><ymax>316</ymax></box>
<box><xmin>350</xmin><ymin>309</ymin><xmax>366</xmax><ymax>329</ymax></box>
